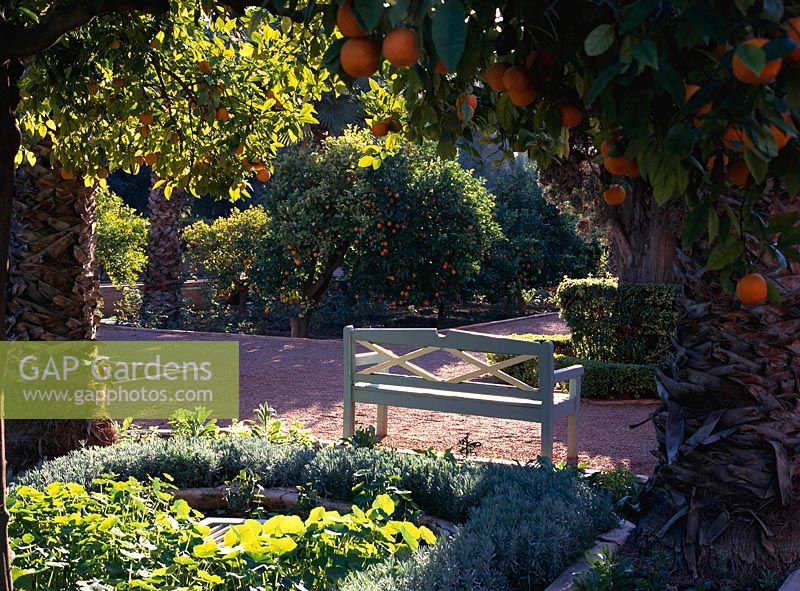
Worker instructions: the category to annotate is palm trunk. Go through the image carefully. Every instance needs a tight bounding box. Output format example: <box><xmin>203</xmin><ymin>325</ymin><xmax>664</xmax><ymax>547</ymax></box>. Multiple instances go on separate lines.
<box><xmin>141</xmin><ymin>172</ymin><xmax>186</xmax><ymax>328</ymax></box>
<box><xmin>633</xmin><ymin>203</ymin><xmax>800</xmax><ymax>584</ymax></box>
<box><xmin>5</xmin><ymin>138</ymin><xmax>117</xmax><ymax>471</ymax></box>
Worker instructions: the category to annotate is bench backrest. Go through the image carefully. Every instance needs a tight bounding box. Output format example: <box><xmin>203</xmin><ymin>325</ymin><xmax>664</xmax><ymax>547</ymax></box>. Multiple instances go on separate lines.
<box><xmin>343</xmin><ymin>326</ymin><xmax>555</xmax><ymax>404</ymax></box>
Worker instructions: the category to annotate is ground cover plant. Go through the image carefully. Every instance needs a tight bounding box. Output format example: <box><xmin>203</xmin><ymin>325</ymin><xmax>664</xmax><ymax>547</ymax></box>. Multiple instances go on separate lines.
<box><xmin>13</xmin><ymin>435</ymin><xmax>620</xmax><ymax>591</ymax></box>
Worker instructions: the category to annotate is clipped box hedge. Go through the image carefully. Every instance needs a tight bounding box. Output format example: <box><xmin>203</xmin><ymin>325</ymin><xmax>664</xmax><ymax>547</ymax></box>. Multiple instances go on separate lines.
<box><xmin>13</xmin><ymin>437</ymin><xmax>619</xmax><ymax>591</ymax></box>
<box><xmin>554</xmin><ymin>278</ymin><xmax>678</xmax><ymax>365</ymax></box>
<box><xmin>488</xmin><ymin>334</ymin><xmax>658</xmax><ymax>401</ymax></box>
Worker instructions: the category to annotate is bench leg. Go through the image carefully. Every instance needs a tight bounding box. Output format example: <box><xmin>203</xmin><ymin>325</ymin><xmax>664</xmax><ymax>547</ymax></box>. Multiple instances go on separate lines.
<box><xmin>540</xmin><ymin>421</ymin><xmax>553</xmax><ymax>460</ymax></box>
<box><xmin>567</xmin><ymin>413</ymin><xmax>579</xmax><ymax>466</ymax></box>
<box><xmin>376</xmin><ymin>405</ymin><xmax>388</xmax><ymax>438</ymax></box>
<box><xmin>343</xmin><ymin>388</ymin><xmax>355</xmax><ymax>439</ymax></box>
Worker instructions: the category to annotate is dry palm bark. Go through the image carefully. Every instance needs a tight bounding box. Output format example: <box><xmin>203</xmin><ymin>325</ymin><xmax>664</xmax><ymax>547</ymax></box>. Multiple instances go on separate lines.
<box><xmin>5</xmin><ymin>138</ymin><xmax>116</xmax><ymax>471</ymax></box>
<box><xmin>634</xmin><ymin>193</ymin><xmax>800</xmax><ymax>584</ymax></box>
<box><xmin>142</xmin><ymin>172</ymin><xmax>186</xmax><ymax>327</ymax></box>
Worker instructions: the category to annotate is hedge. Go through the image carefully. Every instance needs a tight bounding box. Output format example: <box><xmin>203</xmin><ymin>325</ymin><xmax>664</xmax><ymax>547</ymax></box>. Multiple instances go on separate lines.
<box><xmin>554</xmin><ymin>278</ymin><xmax>678</xmax><ymax>364</ymax></box>
<box><xmin>487</xmin><ymin>335</ymin><xmax>658</xmax><ymax>400</ymax></box>
<box><xmin>13</xmin><ymin>437</ymin><xmax>619</xmax><ymax>591</ymax></box>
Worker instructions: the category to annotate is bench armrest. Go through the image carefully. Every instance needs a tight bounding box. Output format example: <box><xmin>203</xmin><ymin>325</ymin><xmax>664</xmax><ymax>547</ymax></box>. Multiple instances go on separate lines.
<box><xmin>553</xmin><ymin>364</ymin><xmax>584</xmax><ymax>382</ymax></box>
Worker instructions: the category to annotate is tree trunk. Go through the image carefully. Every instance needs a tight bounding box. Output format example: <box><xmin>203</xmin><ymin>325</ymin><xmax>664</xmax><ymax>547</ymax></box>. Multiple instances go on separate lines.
<box><xmin>290</xmin><ymin>315</ymin><xmax>310</xmax><ymax>338</ymax></box>
<box><xmin>141</xmin><ymin>172</ymin><xmax>186</xmax><ymax>328</ymax></box>
<box><xmin>632</xmin><ymin>210</ymin><xmax>800</xmax><ymax>585</ymax></box>
<box><xmin>5</xmin><ymin>138</ymin><xmax>117</xmax><ymax>471</ymax></box>
<box><xmin>606</xmin><ymin>181</ymin><xmax>679</xmax><ymax>284</ymax></box>
<box><xmin>0</xmin><ymin>54</ymin><xmax>23</xmax><ymax>591</ymax></box>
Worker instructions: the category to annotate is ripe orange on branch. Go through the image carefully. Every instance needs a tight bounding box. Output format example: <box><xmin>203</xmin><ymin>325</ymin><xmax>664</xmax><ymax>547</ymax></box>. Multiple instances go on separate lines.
<box><xmin>371</xmin><ymin>119</ymin><xmax>389</xmax><ymax>137</ymax></box>
<box><xmin>728</xmin><ymin>159</ymin><xmax>749</xmax><ymax>188</ymax></box>
<box><xmin>509</xmin><ymin>86</ymin><xmax>538</xmax><ymax>107</ymax></box>
<box><xmin>736</xmin><ymin>273</ymin><xmax>767</xmax><ymax>305</ymax></box>
<box><xmin>732</xmin><ymin>38</ymin><xmax>782</xmax><ymax>84</ymax></box>
<box><xmin>256</xmin><ymin>169</ymin><xmax>272</xmax><ymax>182</ymax></box>
<box><xmin>558</xmin><ymin>104</ymin><xmax>583</xmax><ymax>128</ymax></box>
<box><xmin>484</xmin><ymin>62</ymin><xmax>511</xmax><ymax>91</ymax></box>
<box><xmin>139</xmin><ymin>112</ymin><xmax>154</xmax><ymax>125</ymax></box>
<box><xmin>383</xmin><ymin>28</ymin><xmax>419</xmax><ymax>67</ymax></box>
<box><xmin>340</xmin><ymin>37</ymin><xmax>380</xmax><ymax>77</ymax></box>
<box><xmin>337</xmin><ymin>0</ymin><xmax>367</xmax><ymax>37</ymax></box>
<box><xmin>603</xmin><ymin>185</ymin><xmax>626</xmax><ymax>205</ymax></box>
<box><xmin>502</xmin><ymin>66</ymin><xmax>534</xmax><ymax>93</ymax></box>
<box><xmin>215</xmin><ymin>107</ymin><xmax>230</xmax><ymax>121</ymax></box>
<box><xmin>723</xmin><ymin>126</ymin><xmax>751</xmax><ymax>152</ymax></box>
<box><xmin>456</xmin><ymin>93</ymin><xmax>477</xmax><ymax>120</ymax></box>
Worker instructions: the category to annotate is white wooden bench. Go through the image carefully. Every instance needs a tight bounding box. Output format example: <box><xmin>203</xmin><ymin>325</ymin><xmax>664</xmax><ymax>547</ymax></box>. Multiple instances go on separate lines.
<box><xmin>342</xmin><ymin>326</ymin><xmax>584</xmax><ymax>462</ymax></box>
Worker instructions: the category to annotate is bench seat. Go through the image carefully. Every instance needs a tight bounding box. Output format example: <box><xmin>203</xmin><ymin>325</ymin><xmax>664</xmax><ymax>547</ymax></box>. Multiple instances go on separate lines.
<box><xmin>352</xmin><ymin>382</ymin><xmax>577</xmax><ymax>422</ymax></box>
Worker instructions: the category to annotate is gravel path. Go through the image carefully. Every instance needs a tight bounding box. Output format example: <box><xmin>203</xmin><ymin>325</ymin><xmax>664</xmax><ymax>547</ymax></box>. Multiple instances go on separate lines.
<box><xmin>98</xmin><ymin>313</ymin><xmax>659</xmax><ymax>474</ymax></box>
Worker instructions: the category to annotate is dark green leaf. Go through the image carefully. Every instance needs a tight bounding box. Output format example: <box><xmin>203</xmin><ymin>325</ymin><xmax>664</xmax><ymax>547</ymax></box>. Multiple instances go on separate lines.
<box><xmin>682</xmin><ymin>204</ymin><xmax>708</xmax><ymax>248</ymax></box>
<box><xmin>353</xmin><ymin>0</ymin><xmax>384</xmax><ymax>32</ymax></box>
<box><xmin>685</xmin><ymin>7</ymin><xmax>727</xmax><ymax>43</ymax></box>
<box><xmin>632</xmin><ymin>39</ymin><xmax>658</xmax><ymax>70</ymax></box>
<box><xmin>587</xmin><ymin>63</ymin><xmax>623</xmax><ymax>105</ymax></box>
<box><xmin>744</xmin><ymin>149</ymin><xmax>769</xmax><ymax>183</ymax></box>
<box><xmin>706</xmin><ymin>237</ymin><xmax>744</xmax><ymax>271</ymax></box>
<box><xmin>584</xmin><ymin>24</ymin><xmax>615</xmax><ymax>57</ymax></box>
<box><xmin>652</xmin><ymin>63</ymin><xmax>684</xmax><ymax>105</ymax></box>
<box><xmin>735</xmin><ymin>42</ymin><xmax>766</xmax><ymax>76</ymax></box>
<box><xmin>321</xmin><ymin>37</ymin><xmax>347</xmax><ymax>71</ymax></box>
<box><xmin>432</xmin><ymin>0</ymin><xmax>467</xmax><ymax>72</ymax></box>
<box><xmin>620</xmin><ymin>0</ymin><xmax>658</xmax><ymax>34</ymax></box>
<box><xmin>764</xmin><ymin>37</ymin><xmax>796</xmax><ymax>61</ymax></box>
<box><xmin>388</xmin><ymin>0</ymin><xmax>411</xmax><ymax>26</ymax></box>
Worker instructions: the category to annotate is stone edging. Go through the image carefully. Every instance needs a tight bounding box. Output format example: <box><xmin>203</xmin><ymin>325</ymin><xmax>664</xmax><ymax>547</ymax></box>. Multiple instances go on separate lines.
<box><xmin>544</xmin><ymin>520</ymin><xmax>636</xmax><ymax>591</ymax></box>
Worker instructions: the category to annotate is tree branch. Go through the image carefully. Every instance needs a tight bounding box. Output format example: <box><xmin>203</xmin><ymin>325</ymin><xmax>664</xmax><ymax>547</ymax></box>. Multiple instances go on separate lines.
<box><xmin>2</xmin><ymin>0</ymin><xmax>169</xmax><ymax>60</ymax></box>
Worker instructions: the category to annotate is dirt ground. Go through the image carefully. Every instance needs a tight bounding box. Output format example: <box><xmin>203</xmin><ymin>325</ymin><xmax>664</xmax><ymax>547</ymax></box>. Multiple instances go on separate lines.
<box><xmin>99</xmin><ymin>313</ymin><xmax>659</xmax><ymax>474</ymax></box>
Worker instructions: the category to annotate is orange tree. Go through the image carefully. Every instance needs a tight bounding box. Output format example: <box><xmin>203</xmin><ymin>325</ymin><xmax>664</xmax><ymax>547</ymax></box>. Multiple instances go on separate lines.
<box><xmin>347</xmin><ymin>140</ymin><xmax>500</xmax><ymax>320</ymax></box>
<box><xmin>324</xmin><ymin>1</ymin><xmax>800</xmax><ymax>584</ymax></box>
<box><xmin>4</xmin><ymin>0</ymin><xmax>800</xmax><ymax>587</ymax></box>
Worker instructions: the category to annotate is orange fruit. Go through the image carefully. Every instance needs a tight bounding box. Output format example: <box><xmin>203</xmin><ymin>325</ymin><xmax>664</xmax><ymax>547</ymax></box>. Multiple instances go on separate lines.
<box><xmin>787</xmin><ymin>17</ymin><xmax>800</xmax><ymax>64</ymax></box>
<box><xmin>88</xmin><ymin>82</ymin><xmax>99</xmax><ymax>95</ymax></box>
<box><xmin>135</xmin><ymin>155</ymin><xmax>145</xmax><ymax>166</ymax></box>
<box><xmin>235</xmin><ymin>143</ymin><xmax>245</xmax><ymax>155</ymax></box>
<box><xmin>485</xmin><ymin>62</ymin><xmax>511</xmax><ymax>91</ymax></box>
<box><xmin>508</xmin><ymin>86</ymin><xmax>538</xmax><ymax>107</ymax></box>
<box><xmin>707</xmin><ymin>153</ymin><xmax>730</xmax><ymax>170</ymax></box>
<box><xmin>685</xmin><ymin>84</ymin><xmax>712</xmax><ymax>126</ymax></box>
<box><xmin>603</xmin><ymin>185</ymin><xmax>626</xmax><ymax>205</ymax></box>
<box><xmin>198</xmin><ymin>60</ymin><xmax>212</xmax><ymax>74</ymax></box>
<box><xmin>736</xmin><ymin>273</ymin><xmax>767</xmax><ymax>305</ymax></box>
<box><xmin>456</xmin><ymin>93</ymin><xmax>478</xmax><ymax>114</ymax></box>
<box><xmin>621</xmin><ymin>158</ymin><xmax>640</xmax><ymax>178</ymax></box>
<box><xmin>387</xmin><ymin>118</ymin><xmax>402</xmax><ymax>132</ymax></box>
<box><xmin>502</xmin><ymin>66</ymin><xmax>534</xmax><ymax>92</ymax></box>
<box><xmin>267</xmin><ymin>90</ymin><xmax>284</xmax><ymax>109</ymax></box>
<box><xmin>732</xmin><ymin>38</ymin><xmax>782</xmax><ymax>84</ymax></box>
<box><xmin>434</xmin><ymin>59</ymin><xmax>449</xmax><ymax>74</ymax></box>
<box><xmin>603</xmin><ymin>156</ymin><xmax>629</xmax><ymax>175</ymax></box>
<box><xmin>340</xmin><ymin>37</ymin><xmax>381</xmax><ymax>77</ymax></box>
<box><xmin>728</xmin><ymin>158</ymin><xmax>749</xmax><ymax>188</ymax></box>
<box><xmin>771</xmin><ymin>114</ymin><xmax>795</xmax><ymax>149</ymax></box>
<box><xmin>256</xmin><ymin>169</ymin><xmax>271</xmax><ymax>182</ymax></box>
<box><xmin>59</xmin><ymin>169</ymin><xmax>75</xmax><ymax>180</ymax></box>
<box><xmin>112</xmin><ymin>77</ymin><xmax>123</xmax><ymax>88</ymax></box>
<box><xmin>96</xmin><ymin>168</ymin><xmax>109</xmax><ymax>179</ymax></box>
<box><xmin>216</xmin><ymin>107</ymin><xmax>230</xmax><ymax>121</ymax></box>
<box><xmin>171</xmin><ymin>133</ymin><xmax>180</xmax><ymax>144</ymax></box>
<box><xmin>558</xmin><ymin>104</ymin><xmax>583</xmax><ymax>128</ymax></box>
<box><xmin>139</xmin><ymin>112</ymin><xmax>154</xmax><ymax>125</ymax></box>
<box><xmin>371</xmin><ymin>119</ymin><xmax>389</xmax><ymax>137</ymax></box>
<box><xmin>723</xmin><ymin>126</ymin><xmax>751</xmax><ymax>152</ymax></box>
<box><xmin>144</xmin><ymin>153</ymin><xmax>157</xmax><ymax>166</ymax></box>
<box><xmin>599</xmin><ymin>138</ymin><xmax>616</xmax><ymax>158</ymax></box>
<box><xmin>140</xmin><ymin>125</ymin><xmax>150</xmax><ymax>137</ymax></box>
<box><xmin>337</xmin><ymin>0</ymin><xmax>367</xmax><ymax>37</ymax></box>
<box><xmin>383</xmin><ymin>28</ymin><xmax>419</xmax><ymax>67</ymax></box>
<box><xmin>111</xmin><ymin>39</ymin><xmax>121</xmax><ymax>49</ymax></box>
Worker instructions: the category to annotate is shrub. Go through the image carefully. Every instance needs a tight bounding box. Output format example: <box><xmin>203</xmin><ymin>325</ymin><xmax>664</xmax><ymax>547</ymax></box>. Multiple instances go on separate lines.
<box><xmin>183</xmin><ymin>205</ymin><xmax>270</xmax><ymax>302</ymax></box>
<box><xmin>476</xmin><ymin>162</ymin><xmax>601</xmax><ymax>304</ymax></box>
<box><xmin>487</xmin><ymin>335</ymin><xmax>658</xmax><ymax>400</ymax></box>
<box><xmin>14</xmin><ymin>438</ymin><xmax>619</xmax><ymax>591</ymax></box>
<box><xmin>96</xmin><ymin>187</ymin><xmax>149</xmax><ymax>287</ymax></box>
<box><xmin>554</xmin><ymin>278</ymin><xmax>678</xmax><ymax>364</ymax></box>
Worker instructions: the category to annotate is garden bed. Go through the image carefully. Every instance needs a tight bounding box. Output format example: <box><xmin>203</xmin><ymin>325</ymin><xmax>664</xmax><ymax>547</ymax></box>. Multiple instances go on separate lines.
<box><xmin>13</xmin><ymin>436</ymin><xmax>623</xmax><ymax>590</ymax></box>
